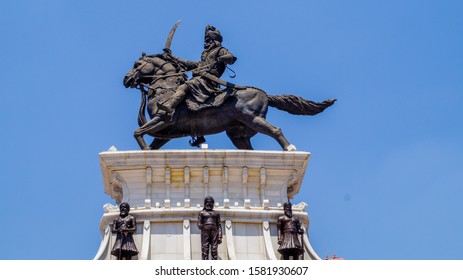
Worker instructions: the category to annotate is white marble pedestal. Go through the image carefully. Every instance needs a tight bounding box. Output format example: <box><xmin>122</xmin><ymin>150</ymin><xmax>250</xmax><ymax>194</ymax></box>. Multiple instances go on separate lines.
<box><xmin>94</xmin><ymin>149</ymin><xmax>321</xmax><ymax>260</ymax></box>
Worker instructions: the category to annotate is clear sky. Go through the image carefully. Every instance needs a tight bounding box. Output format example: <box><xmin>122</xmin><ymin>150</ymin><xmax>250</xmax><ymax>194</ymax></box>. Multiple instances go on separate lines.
<box><xmin>1</xmin><ymin>0</ymin><xmax>462</xmax><ymax>260</ymax></box>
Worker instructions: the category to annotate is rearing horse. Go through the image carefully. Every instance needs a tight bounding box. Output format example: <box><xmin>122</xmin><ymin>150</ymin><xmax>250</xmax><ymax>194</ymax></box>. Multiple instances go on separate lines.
<box><xmin>123</xmin><ymin>53</ymin><xmax>335</xmax><ymax>151</ymax></box>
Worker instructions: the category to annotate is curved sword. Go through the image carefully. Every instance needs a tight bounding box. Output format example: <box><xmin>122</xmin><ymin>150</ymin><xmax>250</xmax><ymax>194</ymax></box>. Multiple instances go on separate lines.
<box><xmin>163</xmin><ymin>19</ymin><xmax>183</xmax><ymax>52</ymax></box>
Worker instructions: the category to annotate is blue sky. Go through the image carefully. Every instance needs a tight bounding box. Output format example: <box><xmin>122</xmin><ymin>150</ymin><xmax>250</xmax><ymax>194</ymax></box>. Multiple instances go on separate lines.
<box><xmin>1</xmin><ymin>0</ymin><xmax>462</xmax><ymax>260</ymax></box>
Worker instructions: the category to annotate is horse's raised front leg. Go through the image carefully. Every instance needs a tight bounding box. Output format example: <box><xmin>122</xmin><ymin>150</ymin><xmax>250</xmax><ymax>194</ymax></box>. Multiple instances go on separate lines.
<box><xmin>134</xmin><ymin>130</ymin><xmax>150</xmax><ymax>150</ymax></box>
<box><xmin>134</xmin><ymin>114</ymin><xmax>173</xmax><ymax>150</ymax></box>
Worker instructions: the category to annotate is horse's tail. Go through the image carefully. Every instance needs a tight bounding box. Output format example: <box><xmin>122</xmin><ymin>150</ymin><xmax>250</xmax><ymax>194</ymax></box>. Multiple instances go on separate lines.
<box><xmin>267</xmin><ymin>94</ymin><xmax>336</xmax><ymax>116</ymax></box>
<box><xmin>138</xmin><ymin>90</ymin><xmax>148</xmax><ymax>126</ymax></box>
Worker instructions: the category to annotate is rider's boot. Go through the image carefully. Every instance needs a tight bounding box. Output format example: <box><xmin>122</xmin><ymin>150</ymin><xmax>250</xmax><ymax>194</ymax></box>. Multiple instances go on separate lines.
<box><xmin>157</xmin><ymin>84</ymin><xmax>188</xmax><ymax>119</ymax></box>
<box><xmin>157</xmin><ymin>101</ymin><xmax>175</xmax><ymax>121</ymax></box>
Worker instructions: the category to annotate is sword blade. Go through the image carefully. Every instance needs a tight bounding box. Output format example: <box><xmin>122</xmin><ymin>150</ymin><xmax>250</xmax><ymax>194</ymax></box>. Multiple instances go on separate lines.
<box><xmin>164</xmin><ymin>19</ymin><xmax>183</xmax><ymax>51</ymax></box>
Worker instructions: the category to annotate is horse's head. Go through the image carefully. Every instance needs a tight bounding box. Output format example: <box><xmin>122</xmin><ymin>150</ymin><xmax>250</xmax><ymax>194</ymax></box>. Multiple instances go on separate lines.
<box><xmin>123</xmin><ymin>53</ymin><xmax>160</xmax><ymax>88</ymax></box>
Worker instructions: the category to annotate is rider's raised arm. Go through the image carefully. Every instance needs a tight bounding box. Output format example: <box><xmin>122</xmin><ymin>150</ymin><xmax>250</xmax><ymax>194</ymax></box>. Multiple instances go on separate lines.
<box><xmin>175</xmin><ymin>57</ymin><xmax>199</xmax><ymax>71</ymax></box>
<box><xmin>163</xmin><ymin>52</ymin><xmax>199</xmax><ymax>71</ymax></box>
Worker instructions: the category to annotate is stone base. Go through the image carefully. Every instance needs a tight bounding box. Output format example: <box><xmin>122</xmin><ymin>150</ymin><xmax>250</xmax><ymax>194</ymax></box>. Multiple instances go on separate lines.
<box><xmin>94</xmin><ymin>149</ymin><xmax>320</xmax><ymax>260</ymax></box>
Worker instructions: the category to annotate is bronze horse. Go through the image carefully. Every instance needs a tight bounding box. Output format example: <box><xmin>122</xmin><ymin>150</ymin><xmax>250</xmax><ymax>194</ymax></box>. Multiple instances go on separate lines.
<box><xmin>123</xmin><ymin>53</ymin><xmax>335</xmax><ymax>151</ymax></box>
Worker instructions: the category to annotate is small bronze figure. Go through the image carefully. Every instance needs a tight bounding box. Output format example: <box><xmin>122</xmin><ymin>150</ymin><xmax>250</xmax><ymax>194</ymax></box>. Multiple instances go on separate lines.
<box><xmin>198</xmin><ymin>196</ymin><xmax>222</xmax><ymax>260</ymax></box>
<box><xmin>111</xmin><ymin>202</ymin><xmax>139</xmax><ymax>260</ymax></box>
<box><xmin>277</xmin><ymin>202</ymin><xmax>304</xmax><ymax>260</ymax></box>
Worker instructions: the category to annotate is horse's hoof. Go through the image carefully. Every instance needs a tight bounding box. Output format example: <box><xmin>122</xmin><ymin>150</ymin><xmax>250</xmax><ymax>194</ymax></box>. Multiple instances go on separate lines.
<box><xmin>285</xmin><ymin>144</ymin><xmax>297</xmax><ymax>151</ymax></box>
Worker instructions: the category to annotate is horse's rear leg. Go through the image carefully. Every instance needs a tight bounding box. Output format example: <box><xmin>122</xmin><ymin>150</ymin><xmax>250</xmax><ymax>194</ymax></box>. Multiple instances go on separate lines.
<box><xmin>239</xmin><ymin>116</ymin><xmax>296</xmax><ymax>151</ymax></box>
<box><xmin>226</xmin><ymin>126</ymin><xmax>254</xmax><ymax>150</ymax></box>
<box><xmin>227</xmin><ymin>135</ymin><xmax>254</xmax><ymax>150</ymax></box>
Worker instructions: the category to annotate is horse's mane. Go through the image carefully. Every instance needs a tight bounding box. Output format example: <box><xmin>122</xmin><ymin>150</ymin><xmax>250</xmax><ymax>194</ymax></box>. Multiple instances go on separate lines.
<box><xmin>143</xmin><ymin>54</ymin><xmax>185</xmax><ymax>74</ymax></box>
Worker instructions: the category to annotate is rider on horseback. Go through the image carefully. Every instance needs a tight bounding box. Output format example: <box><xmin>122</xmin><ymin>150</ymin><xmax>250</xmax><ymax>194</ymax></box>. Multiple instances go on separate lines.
<box><xmin>159</xmin><ymin>25</ymin><xmax>237</xmax><ymax>117</ymax></box>
<box><xmin>158</xmin><ymin>25</ymin><xmax>237</xmax><ymax>147</ymax></box>
<box><xmin>123</xmin><ymin>22</ymin><xmax>336</xmax><ymax>151</ymax></box>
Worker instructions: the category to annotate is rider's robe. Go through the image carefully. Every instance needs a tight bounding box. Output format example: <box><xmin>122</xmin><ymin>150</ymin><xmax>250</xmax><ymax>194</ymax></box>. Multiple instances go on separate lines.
<box><xmin>176</xmin><ymin>44</ymin><xmax>237</xmax><ymax>110</ymax></box>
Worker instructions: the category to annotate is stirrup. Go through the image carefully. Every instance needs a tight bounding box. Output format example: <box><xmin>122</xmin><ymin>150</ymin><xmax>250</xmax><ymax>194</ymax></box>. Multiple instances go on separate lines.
<box><xmin>189</xmin><ymin>136</ymin><xmax>206</xmax><ymax>148</ymax></box>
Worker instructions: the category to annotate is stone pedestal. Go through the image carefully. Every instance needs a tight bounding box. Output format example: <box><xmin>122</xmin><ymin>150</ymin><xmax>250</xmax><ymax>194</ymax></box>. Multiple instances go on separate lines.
<box><xmin>94</xmin><ymin>149</ymin><xmax>321</xmax><ymax>260</ymax></box>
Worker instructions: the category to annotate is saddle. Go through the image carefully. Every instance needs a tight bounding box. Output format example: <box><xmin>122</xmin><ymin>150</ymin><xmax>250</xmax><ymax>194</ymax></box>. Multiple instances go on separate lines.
<box><xmin>184</xmin><ymin>72</ymin><xmax>245</xmax><ymax>111</ymax></box>
<box><xmin>184</xmin><ymin>88</ymin><xmax>233</xmax><ymax>111</ymax></box>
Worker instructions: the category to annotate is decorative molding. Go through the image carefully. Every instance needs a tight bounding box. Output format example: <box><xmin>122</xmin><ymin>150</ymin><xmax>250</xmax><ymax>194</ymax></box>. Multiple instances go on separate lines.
<box><xmin>300</xmin><ymin>224</ymin><xmax>321</xmax><ymax>260</ymax></box>
<box><xmin>223</xmin><ymin>166</ymin><xmax>228</xmax><ymax>199</ymax></box>
<box><xmin>286</xmin><ymin>171</ymin><xmax>299</xmax><ymax>199</ymax></box>
<box><xmin>260</xmin><ymin>168</ymin><xmax>266</xmax><ymax>185</ymax></box>
<box><xmin>263</xmin><ymin>199</ymin><xmax>270</xmax><ymax>210</ymax></box>
<box><xmin>183</xmin><ymin>220</ymin><xmax>191</xmax><ymax>260</ymax></box>
<box><xmin>295</xmin><ymin>201</ymin><xmax>308</xmax><ymax>212</ymax></box>
<box><xmin>139</xmin><ymin>220</ymin><xmax>151</xmax><ymax>260</ymax></box>
<box><xmin>184</xmin><ymin>199</ymin><xmax>191</xmax><ymax>208</ymax></box>
<box><xmin>184</xmin><ymin>167</ymin><xmax>190</xmax><ymax>198</ymax></box>
<box><xmin>262</xmin><ymin>221</ymin><xmax>277</xmax><ymax>260</ymax></box>
<box><xmin>242</xmin><ymin>167</ymin><xmax>248</xmax><ymax>198</ymax></box>
<box><xmin>144</xmin><ymin>199</ymin><xmax>152</xmax><ymax>209</ymax></box>
<box><xmin>93</xmin><ymin>225</ymin><xmax>111</xmax><ymax>260</ymax></box>
<box><xmin>111</xmin><ymin>171</ymin><xmax>127</xmax><ymax>205</ymax></box>
<box><xmin>260</xmin><ymin>167</ymin><xmax>266</xmax><ymax>201</ymax></box>
<box><xmin>244</xmin><ymin>199</ymin><xmax>251</xmax><ymax>209</ymax></box>
<box><xmin>146</xmin><ymin>167</ymin><xmax>152</xmax><ymax>198</ymax></box>
<box><xmin>225</xmin><ymin>220</ymin><xmax>236</xmax><ymax>260</ymax></box>
<box><xmin>103</xmin><ymin>203</ymin><xmax>117</xmax><ymax>213</ymax></box>
<box><xmin>203</xmin><ymin>167</ymin><xmax>209</xmax><ymax>197</ymax></box>
<box><xmin>165</xmin><ymin>168</ymin><xmax>171</xmax><ymax>199</ymax></box>
<box><xmin>164</xmin><ymin>199</ymin><xmax>171</xmax><ymax>209</ymax></box>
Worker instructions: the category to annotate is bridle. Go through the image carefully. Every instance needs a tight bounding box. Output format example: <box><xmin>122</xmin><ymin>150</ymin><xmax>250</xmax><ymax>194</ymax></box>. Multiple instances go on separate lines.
<box><xmin>130</xmin><ymin>55</ymin><xmax>235</xmax><ymax>92</ymax></box>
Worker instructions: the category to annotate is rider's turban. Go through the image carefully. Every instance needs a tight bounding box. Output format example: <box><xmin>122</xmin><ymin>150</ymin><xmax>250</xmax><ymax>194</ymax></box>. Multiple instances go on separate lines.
<box><xmin>206</xmin><ymin>29</ymin><xmax>223</xmax><ymax>43</ymax></box>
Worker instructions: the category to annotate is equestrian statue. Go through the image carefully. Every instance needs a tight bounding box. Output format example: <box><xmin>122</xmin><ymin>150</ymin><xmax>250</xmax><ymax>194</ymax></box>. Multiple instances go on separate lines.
<box><xmin>123</xmin><ymin>21</ymin><xmax>336</xmax><ymax>151</ymax></box>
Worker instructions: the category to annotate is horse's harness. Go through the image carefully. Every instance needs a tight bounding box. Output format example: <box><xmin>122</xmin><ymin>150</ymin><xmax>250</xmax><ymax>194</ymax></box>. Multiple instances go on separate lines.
<box><xmin>133</xmin><ymin>55</ymin><xmax>239</xmax><ymax>94</ymax></box>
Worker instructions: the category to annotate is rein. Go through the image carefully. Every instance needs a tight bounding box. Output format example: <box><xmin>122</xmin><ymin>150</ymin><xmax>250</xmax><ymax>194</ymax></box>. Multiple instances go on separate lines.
<box><xmin>142</xmin><ymin>61</ymin><xmax>214</xmax><ymax>79</ymax></box>
<box><xmin>134</xmin><ymin>57</ymin><xmax>238</xmax><ymax>93</ymax></box>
